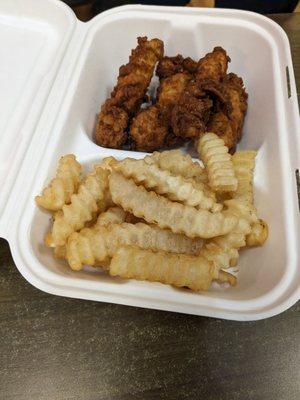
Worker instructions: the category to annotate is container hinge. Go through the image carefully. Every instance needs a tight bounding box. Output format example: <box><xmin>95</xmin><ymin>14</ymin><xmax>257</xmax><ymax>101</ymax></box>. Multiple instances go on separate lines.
<box><xmin>286</xmin><ymin>66</ymin><xmax>291</xmax><ymax>98</ymax></box>
<box><xmin>296</xmin><ymin>169</ymin><xmax>300</xmax><ymax>213</ymax></box>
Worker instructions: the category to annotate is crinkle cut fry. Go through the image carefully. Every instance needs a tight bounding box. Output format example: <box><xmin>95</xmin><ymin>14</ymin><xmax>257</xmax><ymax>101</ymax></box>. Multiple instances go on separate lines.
<box><xmin>66</xmin><ymin>222</ymin><xmax>203</xmax><ymax>271</ymax></box>
<box><xmin>109</xmin><ymin>246</ymin><xmax>236</xmax><ymax>291</ymax></box>
<box><xmin>95</xmin><ymin>204</ymin><xmax>140</xmax><ymax>226</ymax></box>
<box><xmin>115</xmin><ymin>157</ymin><xmax>220</xmax><ymax>211</ymax></box>
<box><xmin>246</xmin><ymin>219</ymin><xmax>268</xmax><ymax>247</ymax></box>
<box><xmin>145</xmin><ymin>150</ymin><xmax>207</xmax><ymax>182</ymax></box>
<box><xmin>64</xmin><ymin>207</ymin><xmax>127</xmax><ymax>267</ymax></box>
<box><xmin>145</xmin><ymin>151</ymin><xmax>214</xmax><ymax>200</ymax></box>
<box><xmin>205</xmin><ymin>199</ymin><xmax>256</xmax><ymax>269</ymax></box>
<box><xmin>99</xmin><ymin>156</ymin><xmax>119</xmax><ymax>173</ymax></box>
<box><xmin>109</xmin><ymin>172</ymin><xmax>237</xmax><ymax>239</ymax></box>
<box><xmin>231</xmin><ymin>151</ymin><xmax>268</xmax><ymax>246</ymax></box>
<box><xmin>35</xmin><ymin>154</ymin><xmax>82</xmax><ymax>211</ymax></box>
<box><xmin>45</xmin><ymin>166</ymin><xmax>110</xmax><ymax>247</ymax></box>
<box><xmin>95</xmin><ymin>207</ymin><xmax>127</xmax><ymax>227</ymax></box>
<box><xmin>201</xmin><ymin>241</ymin><xmax>238</xmax><ymax>270</ymax></box>
<box><xmin>96</xmin><ymin>37</ymin><xmax>164</xmax><ymax>149</ymax></box>
<box><xmin>198</xmin><ymin>132</ymin><xmax>238</xmax><ymax>192</ymax></box>
<box><xmin>231</xmin><ymin>150</ymin><xmax>256</xmax><ymax>203</ymax></box>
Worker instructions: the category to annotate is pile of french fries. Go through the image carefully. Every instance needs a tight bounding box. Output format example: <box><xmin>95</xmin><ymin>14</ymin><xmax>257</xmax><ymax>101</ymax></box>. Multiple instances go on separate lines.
<box><xmin>36</xmin><ymin>132</ymin><xmax>268</xmax><ymax>292</ymax></box>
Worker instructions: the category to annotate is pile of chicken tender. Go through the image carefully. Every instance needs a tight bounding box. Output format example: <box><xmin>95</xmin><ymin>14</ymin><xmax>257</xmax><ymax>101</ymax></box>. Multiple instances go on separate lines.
<box><xmin>95</xmin><ymin>36</ymin><xmax>248</xmax><ymax>153</ymax></box>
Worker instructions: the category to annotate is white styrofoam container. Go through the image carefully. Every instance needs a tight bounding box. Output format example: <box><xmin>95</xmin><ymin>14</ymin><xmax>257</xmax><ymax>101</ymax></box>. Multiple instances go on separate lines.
<box><xmin>0</xmin><ymin>0</ymin><xmax>299</xmax><ymax>320</ymax></box>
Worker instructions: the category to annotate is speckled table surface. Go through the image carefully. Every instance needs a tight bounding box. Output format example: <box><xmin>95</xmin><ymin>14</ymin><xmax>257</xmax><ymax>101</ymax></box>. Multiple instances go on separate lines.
<box><xmin>0</xmin><ymin>13</ymin><xmax>299</xmax><ymax>400</ymax></box>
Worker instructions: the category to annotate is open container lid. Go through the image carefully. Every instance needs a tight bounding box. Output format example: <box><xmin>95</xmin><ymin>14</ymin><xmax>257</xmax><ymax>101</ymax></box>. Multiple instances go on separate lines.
<box><xmin>0</xmin><ymin>0</ymin><xmax>77</xmax><ymax>232</ymax></box>
<box><xmin>0</xmin><ymin>0</ymin><xmax>299</xmax><ymax>320</ymax></box>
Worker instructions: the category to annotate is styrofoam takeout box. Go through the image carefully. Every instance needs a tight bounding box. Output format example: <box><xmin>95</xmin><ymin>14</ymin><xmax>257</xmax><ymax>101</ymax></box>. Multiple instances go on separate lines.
<box><xmin>0</xmin><ymin>0</ymin><xmax>299</xmax><ymax>320</ymax></box>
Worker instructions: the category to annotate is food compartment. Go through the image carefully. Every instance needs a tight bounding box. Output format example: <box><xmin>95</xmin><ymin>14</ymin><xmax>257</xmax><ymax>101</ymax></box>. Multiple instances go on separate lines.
<box><xmin>53</xmin><ymin>9</ymin><xmax>281</xmax><ymax>156</ymax></box>
<box><xmin>28</xmin><ymin>149</ymin><xmax>287</xmax><ymax>303</ymax></box>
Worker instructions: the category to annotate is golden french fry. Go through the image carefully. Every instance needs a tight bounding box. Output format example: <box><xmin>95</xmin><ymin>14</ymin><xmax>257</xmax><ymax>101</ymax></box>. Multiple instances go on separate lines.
<box><xmin>217</xmin><ymin>270</ymin><xmax>237</xmax><ymax>286</ymax></box>
<box><xmin>66</xmin><ymin>228</ymin><xmax>105</xmax><ymax>270</ymax></box>
<box><xmin>109</xmin><ymin>172</ymin><xmax>237</xmax><ymax>239</ymax></box>
<box><xmin>35</xmin><ymin>154</ymin><xmax>82</xmax><ymax>211</ymax></box>
<box><xmin>201</xmin><ymin>242</ymin><xmax>238</xmax><ymax>270</ymax></box>
<box><xmin>99</xmin><ymin>156</ymin><xmax>119</xmax><ymax>172</ymax></box>
<box><xmin>53</xmin><ymin>245</ymin><xmax>66</xmax><ymax>260</ymax></box>
<box><xmin>204</xmin><ymin>198</ymin><xmax>256</xmax><ymax>268</ymax></box>
<box><xmin>96</xmin><ymin>207</ymin><xmax>140</xmax><ymax>227</ymax></box>
<box><xmin>198</xmin><ymin>133</ymin><xmax>238</xmax><ymax>192</ymax></box>
<box><xmin>95</xmin><ymin>205</ymin><xmax>142</xmax><ymax>227</ymax></box>
<box><xmin>116</xmin><ymin>157</ymin><xmax>221</xmax><ymax>211</ymax></box>
<box><xmin>145</xmin><ymin>150</ymin><xmax>208</xmax><ymax>182</ymax></box>
<box><xmin>53</xmin><ymin>207</ymin><xmax>123</xmax><ymax>260</ymax></box>
<box><xmin>109</xmin><ymin>246</ymin><xmax>236</xmax><ymax>291</ymax></box>
<box><xmin>231</xmin><ymin>152</ymin><xmax>268</xmax><ymax>247</ymax></box>
<box><xmin>95</xmin><ymin>207</ymin><xmax>126</xmax><ymax>227</ymax></box>
<box><xmin>45</xmin><ymin>166</ymin><xmax>109</xmax><ymax>247</ymax></box>
<box><xmin>231</xmin><ymin>150</ymin><xmax>257</xmax><ymax>203</ymax></box>
<box><xmin>66</xmin><ymin>222</ymin><xmax>204</xmax><ymax>270</ymax></box>
<box><xmin>145</xmin><ymin>150</ymin><xmax>216</xmax><ymax>202</ymax></box>
<box><xmin>219</xmin><ymin>200</ymin><xmax>255</xmax><ymax>249</ymax></box>
<box><xmin>225</xmin><ymin>199</ymin><xmax>257</xmax><ymax>225</ymax></box>
<box><xmin>246</xmin><ymin>219</ymin><xmax>268</xmax><ymax>247</ymax></box>
<box><xmin>106</xmin><ymin>222</ymin><xmax>203</xmax><ymax>255</ymax></box>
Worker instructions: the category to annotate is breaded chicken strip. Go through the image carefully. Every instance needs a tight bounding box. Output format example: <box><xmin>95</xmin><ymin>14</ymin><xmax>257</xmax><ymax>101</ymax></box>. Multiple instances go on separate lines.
<box><xmin>222</xmin><ymin>73</ymin><xmax>248</xmax><ymax>142</ymax></box>
<box><xmin>206</xmin><ymin>111</ymin><xmax>235</xmax><ymax>150</ymax></box>
<box><xmin>130</xmin><ymin>72</ymin><xmax>192</xmax><ymax>151</ymax></box>
<box><xmin>96</xmin><ymin>37</ymin><xmax>164</xmax><ymax>149</ymax></box>
<box><xmin>207</xmin><ymin>73</ymin><xmax>248</xmax><ymax>152</ymax></box>
<box><xmin>156</xmin><ymin>55</ymin><xmax>198</xmax><ymax>80</ymax></box>
<box><xmin>171</xmin><ymin>80</ymin><xmax>213</xmax><ymax>139</ymax></box>
<box><xmin>157</xmin><ymin>72</ymin><xmax>193</xmax><ymax>116</ymax></box>
<box><xmin>130</xmin><ymin>105</ymin><xmax>168</xmax><ymax>152</ymax></box>
<box><xmin>96</xmin><ymin>101</ymin><xmax>129</xmax><ymax>149</ymax></box>
<box><xmin>170</xmin><ymin>47</ymin><xmax>230</xmax><ymax>141</ymax></box>
<box><xmin>196</xmin><ymin>46</ymin><xmax>230</xmax><ymax>82</ymax></box>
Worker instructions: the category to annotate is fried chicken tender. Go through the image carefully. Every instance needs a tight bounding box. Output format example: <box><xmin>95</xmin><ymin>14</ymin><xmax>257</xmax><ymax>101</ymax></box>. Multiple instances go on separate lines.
<box><xmin>130</xmin><ymin>105</ymin><xmax>168</xmax><ymax>152</ymax></box>
<box><xmin>168</xmin><ymin>78</ymin><xmax>227</xmax><ymax>142</ymax></box>
<box><xmin>206</xmin><ymin>111</ymin><xmax>234</xmax><ymax>150</ymax></box>
<box><xmin>156</xmin><ymin>54</ymin><xmax>198</xmax><ymax>80</ymax></box>
<box><xmin>170</xmin><ymin>47</ymin><xmax>230</xmax><ymax>141</ymax></box>
<box><xmin>96</xmin><ymin>36</ymin><xmax>164</xmax><ymax>149</ymax></box>
<box><xmin>171</xmin><ymin>80</ymin><xmax>213</xmax><ymax>139</ymax></box>
<box><xmin>96</xmin><ymin>102</ymin><xmax>129</xmax><ymax>149</ymax></box>
<box><xmin>157</xmin><ymin>72</ymin><xmax>192</xmax><ymax>114</ymax></box>
<box><xmin>198</xmin><ymin>79</ymin><xmax>227</xmax><ymax>104</ymax></box>
<box><xmin>196</xmin><ymin>46</ymin><xmax>230</xmax><ymax>82</ymax></box>
<box><xmin>223</xmin><ymin>73</ymin><xmax>248</xmax><ymax>142</ymax></box>
<box><xmin>207</xmin><ymin>73</ymin><xmax>248</xmax><ymax>152</ymax></box>
<box><xmin>130</xmin><ymin>72</ymin><xmax>192</xmax><ymax>151</ymax></box>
